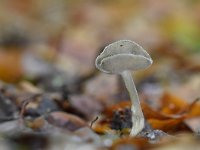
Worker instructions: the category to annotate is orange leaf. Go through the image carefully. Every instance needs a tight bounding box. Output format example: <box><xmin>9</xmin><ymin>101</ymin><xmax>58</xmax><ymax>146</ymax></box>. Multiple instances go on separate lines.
<box><xmin>111</xmin><ymin>137</ymin><xmax>150</xmax><ymax>150</ymax></box>
<box><xmin>187</xmin><ymin>98</ymin><xmax>200</xmax><ymax>117</ymax></box>
<box><xmin>160</xmin><ymin>92</ymin><xmax>188</xmax><ymax>115</ymax></box>
<box><xmin>141</xmin><ymin>102</ymin><xmax>172</xmax><ymax>120</ymax></box>
<box><xmin>103</xmin><ymin>101</ymin><xmax>131</xmax><ymax>118</ymax></box>
<box><xmin>0</xmin><ymin>50</ymin><xmax>23</xmax><ymax>82</ymax></box>
<box><xmin>92</xmin><ymin>124</ymin><xmax>111</xmax><ymax>134</ymax></box>
<box><xmin>148</xmin><ymin>118</ymin><xmax>191</xmax><ymax>133</ymax></box>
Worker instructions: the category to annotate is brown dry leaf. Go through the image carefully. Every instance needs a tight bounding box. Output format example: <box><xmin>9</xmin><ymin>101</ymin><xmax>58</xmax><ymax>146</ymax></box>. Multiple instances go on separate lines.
<box><xmin>26</xmin><ymin>117</ymin><xmax>46</xmax><ymax>130</ymax></box>
<box><xmin>92</xmin><ymin>123</ymin><xmax>111</xmax><ymax>134</ymax></box>
<box><xmin>184</xmin><ymin>117</ymin><xmax>200</xmax><ymax>133</ymax></box>
<box><xmin>160</xmin><ymin>92</ymin><xmax>188</xmax><ymax>115</ymax></box>
<box><xmin>171</xmin><ymin>75</ymin><xmax>200</xmax><ymax>102</ymax></box>
<box><xmin>141</xmin><ymin>102</ymin><xmax>172</xmax><ymax>120</ymax></box>
<box><xmin>93</xmin><ymin>102</ymin><xmax>130</xmax><ymax>134</ymax></box>
<box><xmin>74</xmin><ymin>127</ymin><xmax>101</xmax><ymax>143</ymax></box>
<box><xmin>148</xmin><ymin>118</ymin><xmax>192</xmax><ymax>133</ymax></box>
<box><xmin>104</xmin><ymin>100</ymin><xmax>181</xmax><ymax>120</ymax></box>
<box><xmin>47</xmin><ymin>111</ymin><xmax>87</xmax><ymax>131</ymax></box>
<box><xmin>103</xmin><ymin>101</ymin><xmax>130</xmax><ymax>118</ymax></box>
<box><xmin>146</xmin><ymin>94</ymin><xmax>200</xmax><ymax>133</ymax></box>
<box><xmin>111</xmin><ymin>137</ymin><xmax>151</xmax><ymax>150</ymax></box>
<box><xmin>153</xmin><ymin>134</ymin><xmax>200</xmax><ymax>150</ymax></box>
<box><xmin>69</xmin><ymin>95</ymin><xmax>103</xmax><ymax>120</ymax></box>
<box><xmin>102</xmin><ymin>96</ymin><xmax>200</xmax><ymax>134</ymax></box>
<box><xmin>160</xmin><ymin>93</ymin><xmax>200</xmax><ymax>118</ymax></box>
<box><xmin>186</xmin><ymin>98</ymin><xmax>200</xmax><ymax>117</ymax></box>
<box><xmin>0</xmin><ymin>50</ymin><xmax>23</xmax><ymax>82</ymax></box>
<box><xmin>19</xmin><ymin>81</ymin><xmax>43</xmax><ymax>94</ymax></box>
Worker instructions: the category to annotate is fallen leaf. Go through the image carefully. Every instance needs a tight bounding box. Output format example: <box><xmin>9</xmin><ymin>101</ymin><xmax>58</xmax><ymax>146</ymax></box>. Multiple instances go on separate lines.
<box><xmin>186</xmin><ymin>98</ymin><xmax>200</xmax><ymax>117</ymax></box>
<box><xmin>153</xmin><ymin>134</ymin><xmax>200</xmax><ymax>150</ymax></box>
<box><xmin>184</xmin><ymin>117</ymin><xmax>200</xmax><ymax>133</ymax></box>
<box><xmin>47</xmin><ymin>111</ymin><xmax>87</xmax><ymax>131</ymax></box>
<box><xmin>0</xmin><ymin>50</ymin><xmax>23</xmax><ymax>82</ymax></box>
<box><xmin>103</xmin><ymin>101</ymin><xmax>130</xmax><ymax>118</ymax></box>
<box><xmin>111</xmin><ymin>137</ymin><xmax>151</xmax><ymax>150</ymax></box>
<box><xmin>26</xmin><ymin>117</ymin><xmax>46</xmax><ymax>130</ymax></box>
<box><xmin>142</xmin><ymin>102</ymin><xmax>172</xmax><ymax>120</ymax></box>
<box><xmin>69</xmin><ymin>95</ymin><xmax>103</xmax><ymax>120</ymax></box>
<box><xmin>148</xmin><ymin>118</ymin><xmax>192</xmax><ymax>133</ymax></box>
<box><xmin>160</xmin><ymin>92</ymin><xmax>188</xmax><ymax>115</ymax></box>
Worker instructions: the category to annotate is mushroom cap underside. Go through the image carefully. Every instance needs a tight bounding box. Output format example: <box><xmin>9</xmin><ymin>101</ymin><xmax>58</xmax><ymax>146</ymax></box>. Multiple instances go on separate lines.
<box><xmin>95</xmin><ymin>40</ymin><xmax>153</xmax><ymax>74</ymax></box>
<box><xmin>96</xmin><ymin>54</ymin><xmax>152</xmax><ymax>74</ymax></box>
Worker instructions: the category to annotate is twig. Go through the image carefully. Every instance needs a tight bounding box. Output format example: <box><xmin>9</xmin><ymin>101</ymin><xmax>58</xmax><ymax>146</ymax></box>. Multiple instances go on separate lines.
<box><xmin>90</xmin><ymin>116</ymin><xmax>99</xmax><ymax>128</ymax></box>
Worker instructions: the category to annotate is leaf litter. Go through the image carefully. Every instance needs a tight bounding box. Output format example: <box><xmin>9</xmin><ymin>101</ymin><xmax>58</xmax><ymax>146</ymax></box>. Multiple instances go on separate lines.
<box><xmin>0</xmin><ymin>0</ymin><xmax>200</xmax><ymax>150</ymax></box>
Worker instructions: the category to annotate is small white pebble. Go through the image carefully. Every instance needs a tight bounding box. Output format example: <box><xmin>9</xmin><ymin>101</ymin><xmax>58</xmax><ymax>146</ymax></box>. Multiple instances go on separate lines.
<box><xmin>103</xmin><ymin>139</ymin><xmax>113</xmax><ymax>147</ymax></box>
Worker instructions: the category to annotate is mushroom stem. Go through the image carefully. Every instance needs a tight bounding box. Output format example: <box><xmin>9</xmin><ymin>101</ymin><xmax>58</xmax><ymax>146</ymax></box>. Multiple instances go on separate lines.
<box><xmin>121</xmin><ymin>70</ymin><xmax>144</xmax><ymax>136</ymax></box>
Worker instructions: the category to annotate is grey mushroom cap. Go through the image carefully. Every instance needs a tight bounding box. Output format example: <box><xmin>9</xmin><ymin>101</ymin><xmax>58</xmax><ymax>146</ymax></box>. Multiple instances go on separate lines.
<box><xmin>95</xmin><ymin>40</ymin><xmax>153</xmax><ymax>74</ymax></box>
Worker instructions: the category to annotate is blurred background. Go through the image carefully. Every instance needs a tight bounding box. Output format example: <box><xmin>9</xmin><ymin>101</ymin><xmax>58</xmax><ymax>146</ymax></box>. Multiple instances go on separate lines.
<box><xmin>0</xmin><ymin>0</ymin><xmax>200</xmax><ymax>149</ymax></box>
<box><xmin>0</xmin><ymin>0</ymin><xmax>199</xmax><ymax>106</ymax></box>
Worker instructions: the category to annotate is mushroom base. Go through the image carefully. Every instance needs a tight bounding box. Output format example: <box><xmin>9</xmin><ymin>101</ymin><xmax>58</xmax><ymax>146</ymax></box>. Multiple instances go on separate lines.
<box><xmin>130</xmin><ymin>108</ymin><xmax>145</xmax><ymax>136</ymax></box>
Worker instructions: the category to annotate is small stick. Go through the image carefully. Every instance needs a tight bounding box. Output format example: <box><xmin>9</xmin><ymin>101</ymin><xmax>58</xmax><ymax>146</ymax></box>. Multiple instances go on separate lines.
<box><xmin>90</xmin><ymin>116</ymin><xmax>99</xmax><ymax>128</ymax></box>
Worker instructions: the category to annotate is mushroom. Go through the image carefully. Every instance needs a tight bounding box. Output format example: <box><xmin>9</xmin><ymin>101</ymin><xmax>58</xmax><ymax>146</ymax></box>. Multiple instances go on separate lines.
<box><xmin>95</xmin><ymin>40</ymin><xmax>153</xmax><ymax>136</ymax></box>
